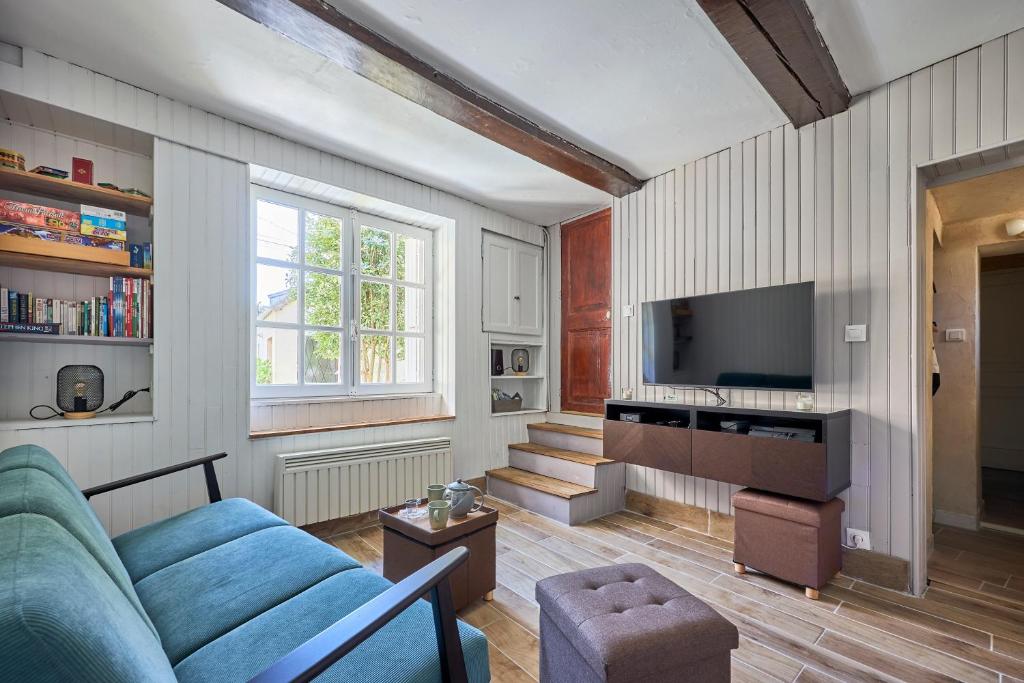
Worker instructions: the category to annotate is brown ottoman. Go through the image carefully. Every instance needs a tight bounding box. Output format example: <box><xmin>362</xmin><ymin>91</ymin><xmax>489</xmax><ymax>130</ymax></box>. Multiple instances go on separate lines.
<box><xmin>732</xmin><ymin>488</ymin><xmax>845</xmax><ymax>599</ymax></box>
<box><xmin>535</xmin><ymin>563</ymin><xmax>738</xmax><ymax>682</ymax></box>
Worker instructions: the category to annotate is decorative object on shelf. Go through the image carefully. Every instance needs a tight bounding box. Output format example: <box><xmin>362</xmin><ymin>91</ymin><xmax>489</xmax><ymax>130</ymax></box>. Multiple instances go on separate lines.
<box><xmin>0</xmin><ymin>148</ymin><xmax>25</xmax><ymax>171</ymax></box>
<box><xmin>491</xmin><ymin>348</ymin><xmax>504</xmax><ymax>375</ymax></box>
<box><xmin>511</xmin><ymin>348</ymin><xmax>529</xmax><ymax>375</ymax></box>
<box><xmin>796</xmin><ymin>393</ymin><xmax>814</xmax><ymax>411</ymax></box>
<box><xmin>443</xmin><ymin>479</ymin><xmax>484</xmax><ymax>519</ymax></box>
<box><xmin>98</xmin><ymin>182</ymin><xmax>121</xmax><ymax>192</ymax></box>
<box><xmin>491</xmin><ymin>387</ymin><xmax>523</xmax><ymax>413</ymax></box>
<box><xmin>121</xmin><ymin>188</ymin><xmax>151</xmax><ymax>198</ymax></box>
<box><xmin>56</xmin><ymin>364</ymin><xmax>104</xmax><ymax>419</ymax></box>
<box><xmin>71</xmin><ymin>157</ymin><xmax>94</xmax><ymax>185</ymax></box>
<box><xmin>29</xmin><ymin>166</ymin><xmax>68</xmax><ymax>179</ymax></box>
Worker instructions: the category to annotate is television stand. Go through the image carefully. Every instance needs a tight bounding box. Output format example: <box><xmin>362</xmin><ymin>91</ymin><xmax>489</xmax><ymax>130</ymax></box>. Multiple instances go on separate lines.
<box><xmin>603</xmin><ymin>399</ymin><xmax>850</xmax><ymax>502</ymax></box>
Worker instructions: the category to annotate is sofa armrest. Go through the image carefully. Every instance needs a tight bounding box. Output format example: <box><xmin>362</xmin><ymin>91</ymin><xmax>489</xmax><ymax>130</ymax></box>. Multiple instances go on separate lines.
<box><xmin>81</xmin><ymin>452</ymin><xmax>227</xmax><ymax>503</ymax></box>
<box><xmin>248</xmin><ymin>546</ymin><xmax>470</xmax><ymax>683</ymax></box>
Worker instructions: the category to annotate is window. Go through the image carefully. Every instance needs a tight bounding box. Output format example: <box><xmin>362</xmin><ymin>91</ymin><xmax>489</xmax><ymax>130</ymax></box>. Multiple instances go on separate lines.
<box><xmin>252</xmin><ymin>186</ymin><xmax>433</xmax><ymax>398</ymax></box>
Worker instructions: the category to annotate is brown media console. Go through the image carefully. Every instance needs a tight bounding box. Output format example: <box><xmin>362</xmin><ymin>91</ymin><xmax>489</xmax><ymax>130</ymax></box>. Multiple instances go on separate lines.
<box><xmin>604</xmin><ymin>399</ymin><xmax>851</xmax><ymax>502</ymax></box>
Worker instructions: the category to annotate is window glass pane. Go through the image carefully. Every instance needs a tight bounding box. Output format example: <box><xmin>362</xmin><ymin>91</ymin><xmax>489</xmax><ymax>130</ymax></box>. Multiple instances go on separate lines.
<box><xmin>304</xmin><ymin>272</ymin><xmax>342</xmax><ymax>327</ymax></box>
<box><xmin>396</xmin><ymin>336</ymin><xmax>424</xmax><ymax>384</ymax></box>
<box><xmin>305</xmin><ymin>212</ymin><xmax>342</xmax><ymax>269</ymax></box>
<box><xmin>256</xmin><ymin>200</ymin><xmax>299</xmax><ymax>262</ymax></box>
<box><xmin>396</xmin><ymin>233</ymin><xmax>425</xmax><ymax>283</ymax></box>
<box><xmin>396</xmin><ymin>286</ymin><xmax>424</xmax><ymax>332</ymax></box>
<box><xmin>360</xmin><ymin>335</ymin><xmax>392</xmax><ymax>384</ymax></box>
<box><xmin>360</xmin><ymin>281</ymin><xmax>391</xmax><ymax>331</ymax></box>
<box><xmin>255</xmin><ymin>327</ymin><xmax>297</xmax><ymax>385</ymax></box>
<box><xmin>256</xmin><ymin>264</ymin><xmax>298</xmax><ymax>323</ymax></box>
<box><xmin>361</xmin><ymin>226</ymin><xmax>392</xmax><ymax>277</ymax></box>
<box><xmin>304</xmin><ymin>331</ymin><xmax>341</xmax><ymax>384</ymax></box>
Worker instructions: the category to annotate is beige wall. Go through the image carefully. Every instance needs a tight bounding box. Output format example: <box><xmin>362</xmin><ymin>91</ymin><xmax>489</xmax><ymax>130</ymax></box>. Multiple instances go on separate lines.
<box><xmin>933</xmin><ymin>210</ymin><xmax>1024</xmax><ymax>525</ymax></box>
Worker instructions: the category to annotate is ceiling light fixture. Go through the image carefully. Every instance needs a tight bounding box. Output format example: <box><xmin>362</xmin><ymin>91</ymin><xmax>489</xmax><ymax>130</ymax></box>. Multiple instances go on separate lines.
<box><xmin>1007</xmin><ymin>218</ymin><xmax>1024</xmax><ymax>237</ymax></box>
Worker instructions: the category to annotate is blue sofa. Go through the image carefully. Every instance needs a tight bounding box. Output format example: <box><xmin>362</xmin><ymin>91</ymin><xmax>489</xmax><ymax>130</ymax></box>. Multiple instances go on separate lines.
<box><xmin>0</xmin><ymin>444</ymin><xmax>490</xmax><ymax>682</ymax></box>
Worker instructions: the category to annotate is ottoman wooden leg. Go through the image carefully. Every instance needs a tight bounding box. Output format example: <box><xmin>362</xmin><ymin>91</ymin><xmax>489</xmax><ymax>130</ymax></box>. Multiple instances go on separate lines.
<box><xmin>733</xmin><ymin>562</ymin><xmax>746</xmax><ymax>575</ymax></box>
<box><xmin>484</xmin><ymin>591</ymin><xmax>494</xmax><ymax>601</ymax></box>
<box><xmin>805</xmin><ymin>587</ymin><xmax>820</xmax><ymax>600</ymax></box>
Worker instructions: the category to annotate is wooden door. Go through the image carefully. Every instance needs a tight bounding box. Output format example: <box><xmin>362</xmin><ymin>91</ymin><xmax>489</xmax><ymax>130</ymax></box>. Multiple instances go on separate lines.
<box><xmin>514</xmin><ymin>241</ymin><xmax>544</xmax><ymax>336</ymax></box>
<box><xmin>561</xmin><ymin>208</ymin><xmax>612</xmax><ymax>414</ymax></box>
<box><xmin>482</xmin><ymin>232</ymin><xmax>515</xmax><ymax>333</ymax></box>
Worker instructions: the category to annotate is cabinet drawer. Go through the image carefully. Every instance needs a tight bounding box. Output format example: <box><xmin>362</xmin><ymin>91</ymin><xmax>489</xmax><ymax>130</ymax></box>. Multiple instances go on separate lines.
<box><xmin>603</xmin><ymin>419</ymin><xmax>691</xmax><ymax>475</ymax></box>
<box><xmin>691</xmin><ymin>430</ymin><xmax>828</xmax><ymax>501</ymax></box>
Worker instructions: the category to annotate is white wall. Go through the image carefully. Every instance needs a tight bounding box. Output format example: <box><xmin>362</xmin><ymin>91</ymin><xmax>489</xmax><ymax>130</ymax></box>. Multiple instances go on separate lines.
<box><xmin>613</xmin><ymin>30</ymin><xmax>1024</xmax><ymax>561</ymax></box>
<box><xmin>0</xmin><ymin>47</ymin><xmax>547</xmax><ymax>535</ymax></box>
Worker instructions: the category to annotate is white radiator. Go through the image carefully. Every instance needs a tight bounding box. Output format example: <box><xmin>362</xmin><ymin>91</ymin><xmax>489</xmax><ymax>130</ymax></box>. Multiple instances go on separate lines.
<box><xmin>273</xmin><ymin>437</ymin><xmax>453</xmax><ymax>526</ymax></box>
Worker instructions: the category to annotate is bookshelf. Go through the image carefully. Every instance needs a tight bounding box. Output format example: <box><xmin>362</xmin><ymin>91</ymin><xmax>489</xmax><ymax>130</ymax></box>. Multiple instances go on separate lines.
<box><xmin>489</xmin><ymin>336</ymin><xmax>547</xmax><ymax>415</ymax></box>
<box><xmin>0</xmin><ymin>110</ymin><xmax>156</xmax><ymax>424</ymax></box>
<box><xmin>0</xmin><ymin>166</ymin><xmax>152</xmax><ymax>217</ymax></box>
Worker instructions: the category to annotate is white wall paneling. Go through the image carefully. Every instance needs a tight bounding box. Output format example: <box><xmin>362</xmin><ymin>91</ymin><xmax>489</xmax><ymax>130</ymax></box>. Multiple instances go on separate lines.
<box><xmin>0</xmin><ymin>47</ymin><xmax>547</xmax><ymax>535</ymax></box>
<box><xmin>612</xmin><ymin>29</ymin><xmax>1024</xmax><ymax>564</ymax></box>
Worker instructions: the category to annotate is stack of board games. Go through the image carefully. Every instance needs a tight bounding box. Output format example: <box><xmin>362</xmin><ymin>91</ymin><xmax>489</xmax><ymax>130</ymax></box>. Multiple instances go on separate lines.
<box><xmin>0</xmin><ymin>277</ymin><xmax>152</xmax><ymax>338</ymax></box>
<box><xmin>0</xmin><ymin>199</ymin><xmax>129</xmax><ymax>252</ymax></box>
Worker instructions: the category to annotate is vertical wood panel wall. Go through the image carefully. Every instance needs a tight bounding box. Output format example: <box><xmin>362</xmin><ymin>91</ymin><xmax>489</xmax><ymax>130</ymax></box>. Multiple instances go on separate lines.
<box><xmin>613</xmin><ymin>30</ymin><xmax>1024</xmax><ymax>561</ymax></box>
<box><xmin>0</xmin><ymin>47</ymin><xmax>546</xmax><ymax>535</ymax></box>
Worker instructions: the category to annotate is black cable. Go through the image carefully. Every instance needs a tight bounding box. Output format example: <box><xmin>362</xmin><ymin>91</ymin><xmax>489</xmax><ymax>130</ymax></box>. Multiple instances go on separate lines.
<box><xmin>669</xmin><ymin>386</ymin><xmax>727</xmax><ymax>406</ymax></box>
<box><xmin>29</xmin><ymin>404</ymin><xmax>64</xmax><ymax>420</ymax></box>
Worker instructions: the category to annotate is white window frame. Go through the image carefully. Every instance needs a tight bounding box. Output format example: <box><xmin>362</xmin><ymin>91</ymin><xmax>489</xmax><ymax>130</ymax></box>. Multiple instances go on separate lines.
<box><xmin>251</xmin><ymin>185</ymin><xmax>434</xmax><ymax>399</ymax></box>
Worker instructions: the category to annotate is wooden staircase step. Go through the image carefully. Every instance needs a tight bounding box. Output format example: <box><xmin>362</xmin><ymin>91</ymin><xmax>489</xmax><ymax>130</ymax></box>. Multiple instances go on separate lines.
<box><xmin>508</xmin><ymin>442</ymin><xmax>615</xmax><ymax>467</ymax></box>
<box><xmin>527</xmin><ymin>422</ymin><xmax>603</xmax><ymax>440</ymax></box>
<box><xmin>486</xmin><ymin>467</ymin><xmax>596</xmax><ymax>499</ymax></box>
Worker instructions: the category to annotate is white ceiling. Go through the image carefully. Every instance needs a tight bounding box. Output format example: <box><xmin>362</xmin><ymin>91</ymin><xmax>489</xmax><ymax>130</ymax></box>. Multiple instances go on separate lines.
<box><xmin>807</xmin><ymin>0</ymin><xmax>1024</xmax><ymax>95</ymax></box>
<box><xmin>2</xmin><ymin>0</ymin><xmax>1023</xmax><ymax>225</ymax></box>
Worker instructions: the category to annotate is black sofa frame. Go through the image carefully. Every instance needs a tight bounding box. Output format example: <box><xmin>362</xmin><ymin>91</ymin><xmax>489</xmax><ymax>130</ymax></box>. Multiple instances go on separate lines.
<box><xmin>82</xmin><ymin>452</ymin><xmax>470</xmax><ymax>683</ymax></box>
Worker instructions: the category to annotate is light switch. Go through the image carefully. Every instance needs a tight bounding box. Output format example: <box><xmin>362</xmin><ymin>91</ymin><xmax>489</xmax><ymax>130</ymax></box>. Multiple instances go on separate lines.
<box><xmin>622</xmin><ymin>304</ymin><xmax>635</xmax><ymax>318</ymax></box>
<box><xmin>844</xmin><ymin>324</ymin><xmax>867</xmax><ymax>343</ymax></box>
<box><xmin>945</xmin><ymin>328</ymin><xmax>966</xmax><ymax>342</ymax></box>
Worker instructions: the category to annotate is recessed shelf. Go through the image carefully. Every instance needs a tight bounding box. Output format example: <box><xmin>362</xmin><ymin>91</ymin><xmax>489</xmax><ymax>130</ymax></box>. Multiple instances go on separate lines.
<box><xmin>491</xmin><ymin>408</ymin><xmax>547</xmax><ymax>417</ymax></box>
<box><xmin>0</xmin><ymin>333</ymin><xmax>152</xmax><ymax>346</ymax></box>
<box><xmin>0</xmin><ymin>165</ymin><xmax>152</xmax><ymax>217</ymax></box>
<box><xmin>0</xmin><ymin>414</ymin><xmax>154</xmax><ymax>431</ymax></box>
<box><xmin>490</xmin><ymin>374</ymin><xmax>545</xmax><ymax>380</ymax></box>
<box><xmin>490</xmin><ymin>339</ymin><xmax>544</xmax><ymax>347</ymax></box>
<box><xmin>0</xmin><ymin>249</ymin><xmax>152</xmax><ymax>279</ymax></box>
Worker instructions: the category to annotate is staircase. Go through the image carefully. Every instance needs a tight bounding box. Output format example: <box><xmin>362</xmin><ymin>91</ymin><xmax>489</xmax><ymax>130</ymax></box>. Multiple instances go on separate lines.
<box><xmin>486</xmin><ymin>422</ymin><xmax>625</xmax><ymax>525</ymax></box>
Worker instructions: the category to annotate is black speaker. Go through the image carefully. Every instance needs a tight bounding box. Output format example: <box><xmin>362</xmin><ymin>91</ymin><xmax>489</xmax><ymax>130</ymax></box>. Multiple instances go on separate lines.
<box><xmin>56</xmin><ymin>365</ymin><xmax>104</xmax><ymax>419</ymax></box>
<box><xmin>491</xmin><ymin>349</ymin><xmax>504</xmax><ymax>376</ymax></box>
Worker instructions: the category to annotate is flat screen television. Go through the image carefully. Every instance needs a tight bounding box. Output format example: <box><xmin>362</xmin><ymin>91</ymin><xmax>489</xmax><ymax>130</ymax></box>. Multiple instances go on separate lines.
<box><xmin>642</xmin><ymin>282</ymin><xmax>814</xmax><ymax>390</ymax></box>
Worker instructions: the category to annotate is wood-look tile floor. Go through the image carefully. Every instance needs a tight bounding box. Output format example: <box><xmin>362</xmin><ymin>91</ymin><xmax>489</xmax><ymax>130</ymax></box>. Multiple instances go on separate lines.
<box><xmin>326</xmin><ymin>500</ymin><xmax>1024</xmax><ymax>682</ymax></box>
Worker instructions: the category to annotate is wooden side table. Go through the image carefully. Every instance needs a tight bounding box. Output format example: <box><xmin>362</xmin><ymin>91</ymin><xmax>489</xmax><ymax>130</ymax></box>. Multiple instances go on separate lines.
<box><xmin>379</xmin><ymin>500</ymin><xmax>498</xmax><ymax>611</ymax></box>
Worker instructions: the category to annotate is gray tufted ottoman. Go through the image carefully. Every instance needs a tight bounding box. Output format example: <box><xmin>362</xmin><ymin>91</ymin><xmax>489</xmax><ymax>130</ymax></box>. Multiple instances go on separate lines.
<box><xmin>535</xmin><ymin>563</ymin><xmax>738</xmax><ymax>682</ymax></box>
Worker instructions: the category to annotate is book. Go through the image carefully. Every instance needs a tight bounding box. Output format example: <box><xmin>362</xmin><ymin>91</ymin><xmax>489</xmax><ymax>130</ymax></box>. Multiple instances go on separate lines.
<box><xmin>0</xmin><ymin>278</ymin><xmax>152</xmax><ymax>339</ymax></box>
<box><xmin>0</xmin><ymin>322</ymin><xmax>60</xmax><ymax>335</ymax></box>
<box><xmin>0</xmin><ymin>286</ymin><xmax>6</xmax><ymax>323</ymax></box>
<box><xmin>143</xmin><ymin>242</ymin><xmax>153</xmax><ymax>269</ymax></box>
<box><xmin>80</xmin><ymin>205</ymin><xmax>126</xmax><ymax>222</ymax></box>
<box><xmin>17</xmin><ymin>293</ymin><xmax>27</xmax><ymax>323</ymax></box>
<box><xmin>130</xmin><ymin>243</ymin><xmax>143</xmax><ymax>268</ymax></box>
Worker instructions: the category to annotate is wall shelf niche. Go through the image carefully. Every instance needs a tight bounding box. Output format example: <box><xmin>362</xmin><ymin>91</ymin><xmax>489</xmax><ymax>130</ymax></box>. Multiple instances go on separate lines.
<box><xmin>0</xmin><ymin>165</ymin><xmax>152</xmax><ymax>217</ymax></box>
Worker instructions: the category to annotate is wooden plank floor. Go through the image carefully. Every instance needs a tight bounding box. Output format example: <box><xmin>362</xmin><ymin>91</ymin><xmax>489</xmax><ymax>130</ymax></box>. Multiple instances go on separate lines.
<box><xmin>324</xmin><ymin>501</ymin><xmax>1024</xmax><ymax>682</ymax></box>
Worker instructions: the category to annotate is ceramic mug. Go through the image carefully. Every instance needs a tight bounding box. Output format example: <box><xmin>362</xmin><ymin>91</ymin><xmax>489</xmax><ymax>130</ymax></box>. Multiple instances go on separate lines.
<box><xmin>427</xmin><ymin>484</ymin><xmax>446</xmax><ymax>502</ymax></box>
<box><xmin>428</xmin><ymin>500</ymin><xmax>451</xmax><ymax>530</ymax></box>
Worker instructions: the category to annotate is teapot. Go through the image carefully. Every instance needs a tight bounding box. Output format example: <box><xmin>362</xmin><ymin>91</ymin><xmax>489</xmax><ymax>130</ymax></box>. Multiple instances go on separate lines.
<box><xmin>443</xmin><ymin>479</ymin><xmax>484</xmax><ymax>518</ymax></box>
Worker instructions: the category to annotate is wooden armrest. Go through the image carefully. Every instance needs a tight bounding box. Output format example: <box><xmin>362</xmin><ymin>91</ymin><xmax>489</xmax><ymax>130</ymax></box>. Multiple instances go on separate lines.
<box><xmin>81</xmin><ymin>452</ymin><xmax>227</xmax><ymax>502</ymax></box>
<box><xmin>247</xmin><ymin>547</ymin><xmax>470</xmax><ymax>683</ymax></box>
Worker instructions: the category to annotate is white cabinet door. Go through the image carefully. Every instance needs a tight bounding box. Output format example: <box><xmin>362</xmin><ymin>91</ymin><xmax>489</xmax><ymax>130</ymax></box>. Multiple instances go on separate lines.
<box><xmin>514</xmin><ymin>242</ymin><xmax>543</xmax><ymax>336</ymax></box>
<box><xmin>482</xmin><ymin>233</ymin><xmax>515</xmax><ymax>333</ymax></box>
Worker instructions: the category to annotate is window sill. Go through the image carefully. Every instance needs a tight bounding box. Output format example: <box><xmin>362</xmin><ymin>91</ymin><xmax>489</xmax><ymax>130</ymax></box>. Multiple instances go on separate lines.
<box><xmin>248</xmin><ymin>414</ymin><xmax>454</xmax><ymax>439</ymax></box>
<box><xmin>250</xmin><ymin>392</ymin><xmax>440</xmax><ymax>407</ymax></box>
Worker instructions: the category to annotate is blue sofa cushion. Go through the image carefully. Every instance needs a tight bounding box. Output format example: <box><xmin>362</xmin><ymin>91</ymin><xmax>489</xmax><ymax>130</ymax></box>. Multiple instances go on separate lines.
<box><xmin>0</xmin><ymin>444</ymin><xmax>82</xmax><ymax>493</ymax></box>
<box><xmin>174</xmin><ymin>568</ymin><xmax>490</xmax><ymax>683</ymax></box>
<box><xmin>0</xmin><ymin>466</ymin><xmax>158</xmax><ymax>638</ymax></box>
<box><xmin>113</xmin><ymin>497</ymin><xmax>288</xmax><ymax>582</ymax></box>
<box><xmin>0</xmin><ymin>514</ymin><xmax>176</xmax><ymax>683</ymax></box>
<box><xmin>135</xmin><ymin>525</ymin><xmax>361</xmax><ymax>664</ymax></box>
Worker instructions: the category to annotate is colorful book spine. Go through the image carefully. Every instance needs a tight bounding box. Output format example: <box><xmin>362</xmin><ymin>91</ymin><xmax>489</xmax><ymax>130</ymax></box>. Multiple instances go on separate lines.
<box><xmin>80</xmin><ymin>224</ymin><xmax>128</xmax><ymax>241</ymax></box>
<box><xmin>79</xmin><ymin>215</ymin><xmax>126</xmax><ymax>230</ymax></box>
<box><xmin>79</xmin><ymin>205</ymin><xmax>127</xmax><ymax>222</ymax></box>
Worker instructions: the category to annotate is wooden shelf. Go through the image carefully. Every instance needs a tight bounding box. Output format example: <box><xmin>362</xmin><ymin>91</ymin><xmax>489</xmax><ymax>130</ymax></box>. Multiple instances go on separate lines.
<box><xmin>0</xmin><ymin>413</ymin><xmax>154</xmax><ymax>431</ymax></box>
<box><xmin>0</xmin><ymin>333</ymin><xmax>151</xmax><ymax>346</ymax></box>
<box><xmin>0</xmin><ymin>166</ymin><xmax>152</xmax><ymax>216</ymax></box>
<box><xmin>491</xmin><ymin>374</ymin><xmax>545</xmax><ymax>380</ymax></box>
<box><xmin>491</xmin><ymin>408</ymin><xmax>546</xmax><ymax>417</ymax></box>
<box><xmin>249</xmin><ymin>414</ymin><xmax>455</xmax><ymax>439</ymax></box>
<box><xmin>0</xmin><ymin>249</ymin><xmax>152</xmax><ymax>278</ymax></box>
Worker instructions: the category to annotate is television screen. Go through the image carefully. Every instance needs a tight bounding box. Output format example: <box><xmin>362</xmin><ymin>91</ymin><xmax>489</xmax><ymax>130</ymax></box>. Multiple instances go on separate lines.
<box><xmin>642</xmin><ymin>282</ymin><xmax>814</xmax><ymax>390</ymax></box>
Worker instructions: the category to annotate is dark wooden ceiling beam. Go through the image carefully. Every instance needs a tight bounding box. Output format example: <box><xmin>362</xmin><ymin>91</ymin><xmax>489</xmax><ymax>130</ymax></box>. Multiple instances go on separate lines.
<box><xmin>697</xmin><ymin>0</ymin><xmax>850</xmax><ymax>127</ymax></box>
<box><xmin>214</xmin><ymin>0</ymin><xmax>642</xmax><ymax>196</ymax></box>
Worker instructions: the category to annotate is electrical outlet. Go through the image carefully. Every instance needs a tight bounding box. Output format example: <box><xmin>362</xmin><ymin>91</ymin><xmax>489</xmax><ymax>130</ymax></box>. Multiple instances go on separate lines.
<box><xmin>664</xmin><ymin>393</ymin><xmax>679</xmax><ymax>402</ymax></box>
<box><xmin>622</xmin><ymin>304</ymin><xmax>635</xmax><ymax>318</ymax></box>
<box><xmin>846</xmin><ymin>528</ymin><xmax>872</xmax><ymax>551</ymax></box>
